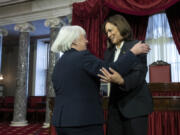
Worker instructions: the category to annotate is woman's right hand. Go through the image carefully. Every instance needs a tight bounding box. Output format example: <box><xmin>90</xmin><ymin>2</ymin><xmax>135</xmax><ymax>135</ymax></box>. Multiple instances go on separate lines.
<box><xmin>130</xmin><ymin>41</ymin><xmax>150</xmax><ymax>55</ymax></box>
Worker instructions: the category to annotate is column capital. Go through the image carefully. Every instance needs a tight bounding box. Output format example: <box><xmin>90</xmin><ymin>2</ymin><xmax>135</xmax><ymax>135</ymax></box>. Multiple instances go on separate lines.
<box><xmin>0</xmin><ymin>28</ymin><xmax>8</xmax><ymax>36</ymax></box>
<box><xmin>66</xmin><ymin>14</ymin><xmax>72</xmax><ymax>24</ymax></box>
<box><xmin>14</xmin><ymin>22</ymin><xmax>35</xmax><ymax>32</ymax></box>
<box><xmin>44</xmin><ymin>17</ymin><xmax>65</xmax><ymax>28</ymax></box>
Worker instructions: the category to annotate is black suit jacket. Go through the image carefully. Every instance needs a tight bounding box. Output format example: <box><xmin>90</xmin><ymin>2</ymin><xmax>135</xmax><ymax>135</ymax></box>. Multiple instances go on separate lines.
<box><xmin>51</xmin><ymin>48</ymin><xmax>140</xmax><ymax>127</ymax></box>
<box><xmin>104</xmin><ymin>40</ymin><xmax>153</xmax><ymax>118</ymax></box>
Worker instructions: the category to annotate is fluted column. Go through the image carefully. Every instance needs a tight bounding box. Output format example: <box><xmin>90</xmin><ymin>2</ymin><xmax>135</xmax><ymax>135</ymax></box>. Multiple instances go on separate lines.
<box><xmin>10</xmin><ymin>23</ymin><xmax>35</xmax><ymax>127</ymax></box>
<box><xmin>0</xmin><ymin>28</ymin><xmax>8</xmax><ymax>80</ymax></box>
<box><xmin>43</xmin><ymin>17</ymin><xmax>64</xmax><ymax>128</ymax></box>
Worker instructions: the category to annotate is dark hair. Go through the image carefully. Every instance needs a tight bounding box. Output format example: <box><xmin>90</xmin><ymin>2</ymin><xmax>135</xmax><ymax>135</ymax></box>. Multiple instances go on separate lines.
<box><xmin>103</xmin><ymin>14</ymin><xmax>133</xmax><ymax>48</ymax></box>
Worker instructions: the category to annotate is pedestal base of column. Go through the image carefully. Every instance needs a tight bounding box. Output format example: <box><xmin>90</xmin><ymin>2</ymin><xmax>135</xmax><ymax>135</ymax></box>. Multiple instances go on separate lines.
<box><xmin>42</xmin><ymin>122</ymin><xmax>50</xmax><ymax>128</ymax></box>
<box><xmin>10</xmin><ymin>121</ymin><xmax>28</xmax><ymax>127</ymax></box>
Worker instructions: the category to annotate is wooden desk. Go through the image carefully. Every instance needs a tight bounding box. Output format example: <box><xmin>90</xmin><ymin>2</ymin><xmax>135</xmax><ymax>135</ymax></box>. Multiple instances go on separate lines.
<box><xmin>102</xmin><ymin>83</ymin><xmax>180</xmax><ymax>111</ymax></box>
<box><xmin>148</xmin><ymin>83</ymin><xmax>180</xmax><ymax>92</ymax></box>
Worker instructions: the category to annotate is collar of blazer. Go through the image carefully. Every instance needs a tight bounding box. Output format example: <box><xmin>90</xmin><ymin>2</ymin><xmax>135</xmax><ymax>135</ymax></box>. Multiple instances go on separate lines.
<box><xmin>65</xmin><ymin>48</ymin><xmax>77</xmax><ymax>54</ymax></box>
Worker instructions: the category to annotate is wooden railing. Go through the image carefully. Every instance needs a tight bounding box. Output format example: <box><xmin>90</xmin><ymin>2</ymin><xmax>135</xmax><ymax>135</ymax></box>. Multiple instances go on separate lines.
<box><xmin>49</xmin><ymin>83</ymin><xmax>180</xmax><ymax>114</ymax></box>
<box><xmin>149</xmin><ymin>83</ymin><xmax>180</xmax><ymax>111</ymax></box>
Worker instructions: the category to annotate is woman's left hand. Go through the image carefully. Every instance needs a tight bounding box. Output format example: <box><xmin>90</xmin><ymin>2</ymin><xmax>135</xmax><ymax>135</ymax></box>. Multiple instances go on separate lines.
<box><xmin>98</xmin><ymin>67</ymin><xmax>124</xmax><ymax>85</ymax></box>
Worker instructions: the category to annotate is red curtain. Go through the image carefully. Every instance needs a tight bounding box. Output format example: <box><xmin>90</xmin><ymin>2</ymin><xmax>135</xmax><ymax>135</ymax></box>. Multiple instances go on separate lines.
<box><xmin>166</xmin><ymin>2</ymin><xmax>180</xmax><ymax>54</ymax></box>
<box><xmin>104</xmin><ymin>0</ymin><xmax>179</xmax><ymax>16</ymax></box>
<box><xmin>122</xmin><ymin>14</ymin><xmax>149</xmax><ymax>40</ymax></box>
<box><xmin>104</xmin><ymin>0</ymin><xmax>180</xmax><ymax>54</ymax></box>
<box><xmin>72</xmin><ymin>0</ymin><xmax>179</xmax><ymax>57</ymax></box>
<box><xmin>148</xmin><ymin>112</ymin><xmax>180</xmax><ymax>135</ymax></box>
<box><xmin>72</xmin><ymin>0</ymin><xmax>149</xmax><ymax>57</ymax></box>
<box><xmin>72</xmin><ymin>0</ymin><xmax>109</xmax><ymax>58</ymax></box>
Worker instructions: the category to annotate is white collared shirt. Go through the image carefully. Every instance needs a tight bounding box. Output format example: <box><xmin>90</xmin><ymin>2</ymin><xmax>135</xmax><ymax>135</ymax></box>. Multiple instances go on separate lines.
<box><xmin>113</xmin><ymin>41</ymin><xmax>124</xmax><ymax>62</ymax></box>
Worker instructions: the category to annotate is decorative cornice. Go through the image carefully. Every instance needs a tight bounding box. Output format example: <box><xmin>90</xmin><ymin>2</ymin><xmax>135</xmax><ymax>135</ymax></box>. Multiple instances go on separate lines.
<box><xmin>0</xmin><ymin>6</ymin><xmax>71</xmax><ymax>26</ymax></box>
<box><xmin>0</xmin><ymin>0</ymin><xmax>30</xmax><ymax>7</ymax></box>
<box><xmin>14</xmin><ymin>22</ymin><xmax>35</xmax><ymax>32</ymax></box>
<box><xmin>0</xmin><ymin>0</ymin><xmax>85</xmax><ymax>26</ymax></box>
<box><xmin>0</xmin><ymin>28</ymin><xmax>8</xmax><ymax>36</ymax></box>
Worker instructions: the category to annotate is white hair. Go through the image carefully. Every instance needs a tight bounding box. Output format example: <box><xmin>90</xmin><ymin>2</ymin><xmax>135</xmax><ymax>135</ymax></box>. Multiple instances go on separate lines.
<box><xmin>51</xmin><ymin>25</ymin><xmax>86</xmax><ymax>53</ymax></box>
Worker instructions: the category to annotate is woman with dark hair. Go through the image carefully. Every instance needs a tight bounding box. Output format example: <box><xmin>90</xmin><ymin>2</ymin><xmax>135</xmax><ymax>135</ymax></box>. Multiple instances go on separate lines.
<box><xmin>100</xmin><ymin>14</ymin><xmax>153</xmax><ymax>135</ymax></box>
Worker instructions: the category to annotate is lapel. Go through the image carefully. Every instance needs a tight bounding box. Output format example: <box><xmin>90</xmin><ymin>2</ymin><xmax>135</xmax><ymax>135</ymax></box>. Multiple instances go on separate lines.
<box><xmin>119</xmin><ymin>41</ymin><xmax>128</xmax><ymax>57</ymax></box>
<box><xmin>106</xmin><ymin>41</ymin><xmax>132</xmax><ymax>62</ymax></box>
<box><xmin>106</xmin><ymin>47</ymin><xmax>116</xmax><ymax>62</ymax></box>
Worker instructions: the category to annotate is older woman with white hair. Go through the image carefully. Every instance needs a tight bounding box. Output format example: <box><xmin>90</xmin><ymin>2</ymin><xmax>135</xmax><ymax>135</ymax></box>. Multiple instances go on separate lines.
<box><xmin>51</xmin><ymin>25</ymin><xmax>87</xmax><ymax>53</ymax></box>
<box><xmin>51</xmin><ymin>25</ymin><xmax>150</xmax><ymax>135</ymax></box>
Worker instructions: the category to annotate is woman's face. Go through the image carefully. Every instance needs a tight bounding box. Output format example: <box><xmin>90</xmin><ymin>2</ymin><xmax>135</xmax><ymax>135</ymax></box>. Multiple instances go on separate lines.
<box><xmin>105</xmin><ymin>22</ymin><xmax>123</xmax><ymax>45</ymax></box>
<box><xmin>73</xmin><ymin>34</ymin><xmax>88</xmax><ymax>51</ymax></box>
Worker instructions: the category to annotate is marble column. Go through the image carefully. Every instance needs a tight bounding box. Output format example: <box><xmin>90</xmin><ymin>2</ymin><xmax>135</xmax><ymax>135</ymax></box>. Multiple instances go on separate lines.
<box><xmin>0</xmin><ymin>28</ymin><xmax>8</xmax><ymax>80</ymax></box>
<box><xmin>10</xmin><ymin>23</ymin><xmax>35</xmax><ymax>127</ymax></box>
<box><xmin>43</xmin><ymin>17</ymin><xmax>64</xmax><ymax>128</ymax></box>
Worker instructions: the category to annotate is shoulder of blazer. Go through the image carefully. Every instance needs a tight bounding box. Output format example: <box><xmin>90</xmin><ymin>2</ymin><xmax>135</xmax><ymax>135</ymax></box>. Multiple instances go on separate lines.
<box><xmin>63</xmin><ymin>48</ymin><xmax>90</xmax><ymax>59</ymax></box>
<box><xmin>124</xmin><ymin>40</ymin><xmax>139</xmax><ymax>49</ymax></box>
<box><xmin>125</xmin><ymin>40</ymin><xmax>147</xmax><ymax>64</ymax></box>
<box><xmin>80</xmin><ymin>50</ymin><xmax>91</xmax><ymax>55</ymax></box>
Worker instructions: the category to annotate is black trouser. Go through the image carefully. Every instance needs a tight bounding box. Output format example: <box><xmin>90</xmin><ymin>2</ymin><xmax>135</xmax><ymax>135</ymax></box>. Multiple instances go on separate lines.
<box><xmin>56</xmin><ymin>124</ymin><xmax>104</xmax><ymax>135</ymax></box>
<box><xmin>107</xmin><ymin>105</ymin><xmax>148</xmax><ymax>135</ymax></box>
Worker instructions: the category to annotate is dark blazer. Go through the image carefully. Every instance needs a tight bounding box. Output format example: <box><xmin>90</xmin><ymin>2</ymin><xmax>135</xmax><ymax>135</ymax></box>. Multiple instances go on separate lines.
<box><xmin>51</xmin><ymin>48</ymin><xmax>140</xmax><ymax>127</ymax></box>
<box><xmin>104</xmin><ymin>40</ymin><xmax>153</xmax><ymax>118</ymax></box>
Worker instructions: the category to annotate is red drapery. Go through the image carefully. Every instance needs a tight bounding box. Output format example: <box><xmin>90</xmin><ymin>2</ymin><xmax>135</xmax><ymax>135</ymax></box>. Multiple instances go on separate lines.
<box><xmin>104</xmin><ymin>0</ymin><xmax>179</xmax><ymax>16</ymax></box>
<box><xmin>72</xmin><ymin>0</ymin><xmax>180</xmax><ymax>57</ymax></box>
<box><xmin>166</xmin><ymin>2</ymin><xmax>180</xmax><ymax>54</ymax></box>
<box><xmin>104</xmin><ymin>0</ymin><xmax>180</xmax><ymax>54</ymax></box>
<box><xmin>148</xmin><ymin>111</ymin><xmax>180</xmax><ymax>135</ymax></box>
<box><xmin>72</xmin><ymin>0</ymin><xmax>149</xmax><ymax>58</ymax></box>
<box><xmin>72</xmin><ymin>0</ymin><xmax>109</xmax><ymax>58</ymax></box>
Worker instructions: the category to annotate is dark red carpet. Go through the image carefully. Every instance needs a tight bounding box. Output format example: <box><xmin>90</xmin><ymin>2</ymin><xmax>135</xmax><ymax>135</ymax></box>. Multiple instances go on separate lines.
<box><xmin>0</xmin><ymin>123</ymin><xmax>48</xmax><ymax>135</ymax></box>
